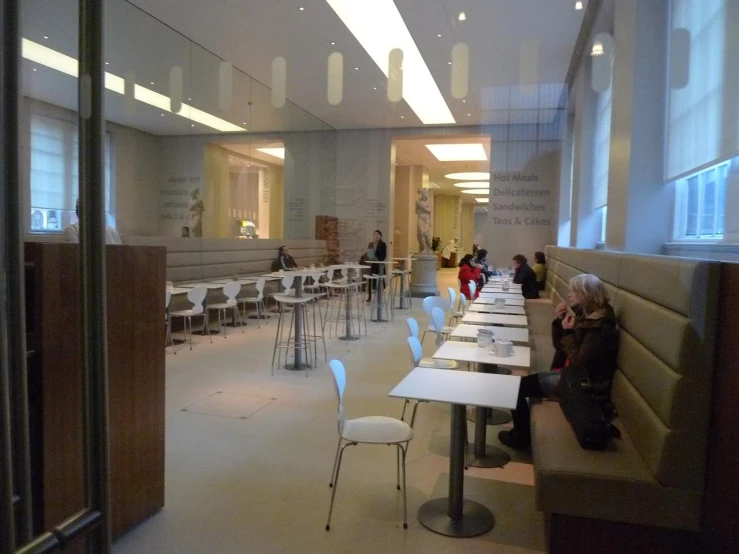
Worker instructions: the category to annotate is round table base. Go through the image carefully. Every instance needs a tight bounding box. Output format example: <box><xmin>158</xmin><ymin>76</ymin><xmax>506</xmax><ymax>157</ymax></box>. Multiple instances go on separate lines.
<box><xmin>283</xmin><ymin>363</ymin><xmax>311</xmax><ymax>371</ymax></box>
<box><xmin>417</xmin><ymin>498</ymin><xmax>495</xmax><ymax>538</ymax></box>
<box><xmin>338</xmin><ymin>335</ymin><xmax>360</xmax><ymax>341</ymax></box>
<box><xmin>466</xmin><ymin>408</ymin><xmax>512</xmax><ymax>426</ymax></box>
<box><xmin>247</xmin><ymin>314</ymin><xmax>271</xmax><ymax>320</ymax></box>
<box><xmin>466</xmin><ymin>444</ymin><xmax>510</xmax><ymax>468</ymax></box>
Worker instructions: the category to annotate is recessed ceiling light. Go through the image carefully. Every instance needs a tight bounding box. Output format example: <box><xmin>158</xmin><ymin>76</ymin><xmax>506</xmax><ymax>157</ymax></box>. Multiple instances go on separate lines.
<box><xmin>461</xmin><ymin>189</ymin><xmax>490</xmax><ymax>195</ymax></box>
<box><xmin>436</xmin><ymin>33</ymin><xmax>442</xmax><ymax>37</ymax></box>
<box><xmin>242</xmin><ymin>122</ymin><xmax>247</xmax><ymax>125</ymax></box>
<box><xmin>188</xmin><ymin>97</ymin><xmax>192</xmax><ymax>101</ymax></box>
<box><xmin>458</xmin><ymin>12</ymin><xmax>467</xmax><ymax>21</ymax></box>
<box><xmin>43</xmin><ymin>35</ymin><xmax>49</xmax><ymax>40</ymax></box>
<box><xmin>467</xmin><ymin>113</ymin><xmax>471</xmax><ymax>116</ymax></box>
<box><xmin>453</xmin><ymin>182</ymin><xmax>489</xmax><ymax>189</ymax></box>
<box><xmin>331</xmin><ymin>41</ymin><xmax>336</xmax><ymax>45</ymax></box>
<box><xmin>327</xmin><ymin>0</ymin><xmax>455</xmax><ymax>125</ymax></box>
<box><xmin>575</xmin><ymin>1</ymin><xmax>584</xmax><ymax>10</ymax></box>
<box><xmin>446</xmin><ymin>172</ymin><xmax>491</xmax><ymax>180</ymax></box>
<box><xmin>160</xmin><ymin>113</ymin><xmax>164</xmax><ymax>116</ymax></box>
<box><xmin>373</xmin><ymin>86</ymin><xmax>377</xmax><ymax>90</ymax></box>
<box><xmin>447</xmin><ymin>61</ymin><xmax>452</xmax><ymax>65</ymax></box>
<box><xmin>21</xmin><ymin>38</ymin><xmax>245</xmax><ymax>132</ymax></box>
<box><xmin>256</xmin><ymin>147</ymin><xmax>285</xmax><ymax>159</ymax></box>
<box><xmin>32</xmin><ymin>68</ymin><xmax>37</xmax><ymax>71</ymax></box>
<box><xmin>299</xmin><ymin>6</ymin><xmax>305</xmax><ymax>11</ymax></box>
<box><xmin>191</xmin><ymin>124</ymin><xmax>194</xmax><ymax>127</ymax></box>
<box><xmin>591</xmin><ymin>41</ymin><xmax>604</xmax><ymax>56</ymax></box>
<box><xmin>475</xmin><ymin>197</ymin><xmax>489</xmax><ymax>204</ymax></box>
<box><xmin>426</xmin><ymin>143</ymin><xmax>487</xmax><ymax>161</ymax></box>
<box><xmin>400</xmin><ymin>115</ymin><xmax>405</xmax><ymax>119</ymax></box>
<box><xmin>150</xmin><ymin>81</ymin><xmax>154</xmax><ymax>85</ymax></box>
<box><xmin>462</xmin><ymin>99</ymin><xmax>467</xmax><ymax>103</ymax></box>
<box><xmin>354</xmin><ymin>67</ymin><xmax>359</xmax><ymax>70</ymax></box>
<box><xmin>105</xmin><ymin>61</ymin><xmax>110</xmax><ymax>65</ymax></box>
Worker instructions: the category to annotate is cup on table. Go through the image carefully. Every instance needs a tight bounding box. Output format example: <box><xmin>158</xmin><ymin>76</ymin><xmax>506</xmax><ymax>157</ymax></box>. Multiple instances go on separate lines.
<box><xmin>495</xmin><ymin>297</ymin><xmax>506</xmax><ymax>309</ymax></box>
<box><xmin>310</xmin><ymin>263</ymin><xmax>316</xmax><ymax>269</ymax></box>
<box><xmin>477</xmin><ymin>329</ymin><xmax>494</xmax><ymax>348</ymax></box>
<box><xmin>502</xmin><ymin>280</ymin><xmax>510</xmax><ymax>291</ymax></box>
<box><xmin>492</xmin><ymin>340</ymin><xmax>514</xmax><ymax>358</ymax></box>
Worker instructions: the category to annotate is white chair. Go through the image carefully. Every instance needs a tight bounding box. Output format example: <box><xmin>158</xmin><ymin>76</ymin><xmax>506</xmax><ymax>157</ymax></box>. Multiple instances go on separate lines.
<box><xmin>165</xmin><ymin>290</ymin><xmax>175</xmax><ymax>353</ymax></box>
<box><xmin>406</xmin><ymin>317</ymin><xmax>420</xmax><ymax>339</ymax></box>
<box><xmin>169</xmin><ymin>286</ymin><xmax>212</xmax><ymax>350</ymax></box>
<box><xmin>448</xmin><ymin>287</ymin><xmax>464</xmax><ymax>325</ymax></box>
<box><xmin>469</xmin><ymin>280</ymin><xmax>477</xmax><ymax>299</ymax></box>
<box><xmin>420</xmin><ymin>296</ymin><xmax>454</xmax><ymax>344</ymax></box>
<box><xmin>281</xmin><ymin>275</ymin><xmax>295</xmax><ymax>295</ymax></box>
<box><xmin>326</xmin><ymin>360</ymin><xmax>412</xmax><ymax>531</ymax></box>
<box><xmin>238</xmin><ymin>277</ymin><xmax>267</xmax><ymax>328</ymax></box>
<box><xmin>207</xmin><ymin>281</ymin><xmax>243</xmax><ymax>337</ymax></box>
<box><xmin>431</xmin><ymin>306</ymin><xmax>452</xmax><ymax>346</ymax></box>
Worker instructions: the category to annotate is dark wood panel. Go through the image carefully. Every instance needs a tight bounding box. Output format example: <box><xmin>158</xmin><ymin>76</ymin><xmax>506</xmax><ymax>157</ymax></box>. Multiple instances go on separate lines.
<box><xmin>701</xmin><ymin>263</ymin><xmax>739</xmax><ymax>551</ymax></box>
<box><xmin>25</xmin><ymin>243</ymin><xmax>166</xmax><ymax>544</ymax></box>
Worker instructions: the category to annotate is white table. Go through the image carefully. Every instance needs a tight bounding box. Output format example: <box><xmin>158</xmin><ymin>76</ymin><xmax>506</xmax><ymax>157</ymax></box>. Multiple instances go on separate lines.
<box><xmin>450</xmin><ymin>324</ymin><xmax>529</xmax><ymax>343</ymax></box>
<box><xmin>478</xmin><ymin>291</ymin><xmax>524</xmax><ymax>300</ymax></box>
<box><xmin>468</xmin><ymin>303</ymin><xmax>526</xmax><ymax>315</ymax></box>
<box><xmin>433</xmin><ymin>341</ymin><xmax>530</xmax><ymax>468</ymax></box>
<box><xmin>474</xmin><ymin>297</ymin><xmax>525</xmax><ymax>307</ymax></box>
<box><xmin>461</xmin><ymin>312</ymin><xmax>527</xmax><ymax>327</ymax></box>
<box><xmin>167</xmin><ymin>287</ymin><xmax>190</xmax><ymax>296</ymax></box>
<box><xmin>389</xmin><ymin>367</ymin><xmax>521</xmax><ymax>538</ymax></box>
<box><xmin>179</xmin><ymin>282</ymin><xmax>226</xmax><ymax>290</ymax></box>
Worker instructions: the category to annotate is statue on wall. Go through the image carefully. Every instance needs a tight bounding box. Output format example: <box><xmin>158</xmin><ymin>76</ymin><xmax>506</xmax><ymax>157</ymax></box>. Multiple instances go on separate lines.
<box><xmin>415</xmin><ymin>188</ymin><xmax>433</xmax><ymax>254</ymax></box>
<box><xmin>189</xmin><ymin>188</ymin><xmax>205</xmax><ymax>238</ymax></box>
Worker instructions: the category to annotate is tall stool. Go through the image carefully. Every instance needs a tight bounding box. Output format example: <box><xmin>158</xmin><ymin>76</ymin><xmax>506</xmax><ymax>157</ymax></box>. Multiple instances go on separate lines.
<box><xmin>331</xmin><ymin>282</ymin><xmax>365</xmax><ymax>340</ymax></box>
<box><xmin>272</xmin><ymin>294</ymin><xmax>314</xmax><ymax>376</ymax></box>
<box><xmin>365</xmin><ymin>274</ymin><xmax>392</xmax><ymax>323</ymax></box>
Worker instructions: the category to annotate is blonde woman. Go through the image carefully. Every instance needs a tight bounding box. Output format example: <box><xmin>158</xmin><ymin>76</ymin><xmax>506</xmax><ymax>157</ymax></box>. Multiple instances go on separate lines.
<box><xmin>499</xmin><ymin>273</ymin><xmax>619</xmax><ymax>450</ymax></box>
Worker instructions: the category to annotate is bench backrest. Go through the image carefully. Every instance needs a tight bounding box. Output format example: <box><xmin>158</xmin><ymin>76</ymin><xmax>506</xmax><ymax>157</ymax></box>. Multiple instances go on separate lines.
<box><xmin>544</xmin><ymin>246</ymin><xmax>720</xmax><ymax>492</ymax></box>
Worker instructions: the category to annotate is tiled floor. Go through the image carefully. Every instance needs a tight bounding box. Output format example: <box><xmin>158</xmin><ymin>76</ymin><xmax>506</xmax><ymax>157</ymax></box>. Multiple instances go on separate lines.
<box><xmin>113</xmin><ymin>269</ymin><xmax>546</xmax><ymax>554</ymax></box>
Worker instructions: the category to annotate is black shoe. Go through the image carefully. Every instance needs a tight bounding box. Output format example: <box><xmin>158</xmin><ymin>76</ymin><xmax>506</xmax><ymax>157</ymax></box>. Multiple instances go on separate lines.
<box><xmin>498</xmin><ymin>430</ymin><xmax>530</xmax><ymax>450</ymax></box>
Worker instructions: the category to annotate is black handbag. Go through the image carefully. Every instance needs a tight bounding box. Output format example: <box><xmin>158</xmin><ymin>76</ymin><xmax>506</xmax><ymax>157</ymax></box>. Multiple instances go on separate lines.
<box><xmin>559</xmin><ymin>365</ymin><xmax>617</xmax><ymax>450</ymax></box>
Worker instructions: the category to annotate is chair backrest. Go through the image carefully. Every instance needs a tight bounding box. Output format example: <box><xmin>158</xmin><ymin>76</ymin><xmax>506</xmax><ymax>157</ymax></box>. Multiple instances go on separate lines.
<box><xmin>187</xmin><ymin>286</ymin><xmax>208</xmax><ymax>314</ymax></box>
<box><xmin>422</xmin><ymin>295</ymin><xmax>450</xmax><ymax>315</ymax></box>
<box><xmin>282</xmin><ymin>275</ymin><xmax>295</xmax><ymax>292</ymax></box>
<box><xmin>222</xmin><ymin>281</ymin><xmax>241</xmax><ymax>305</ymax></box>
<box><xmin>431</xmin><ymin>306</ymin><xmax>446</xmax><ymax>334</ymax></box>
<box><xmin>406</xmin><ymin>317</ymin><xmax>419</xmax><ymax>339</ymax></box>
<box><xmin>469</xmin><ymin>281</ymin><xmax>477</xmax><ymax>298</ymax></box>
<box><xmin>165</xmin><ymin>290</ymin><xmax>172</xmax><ymax>310</ymax></box>
<box><xmin>407</xmin><ymin>336</ymin><xmax>423</xmax><ymax>366</ymax></box>
<box><xmin>459</xmin><ymin>293</ymin><xmax>468</xmax><ymax>311</ymax></box>
<box><xmin>255</xmin><ymin>277</ymin><xmax>266</xmax><ymax>300</ymax></box>
<box><xmin>329</xmin><ymin>360</ymin><xmax>347</xmax><ymax>435</ymax></box>
<box><xmin>447</xmin><ymin>287</ymin><xmax>457</xmax><ymax>311</ymax></box>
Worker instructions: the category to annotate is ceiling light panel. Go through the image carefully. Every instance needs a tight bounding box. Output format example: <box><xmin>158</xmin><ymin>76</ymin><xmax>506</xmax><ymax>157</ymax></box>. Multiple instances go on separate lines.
<box><xmin>22</xmin><ymin>38</ymin><xmax>244</xmax><ymax>133</ymax></box>
<box><xmin>461</xmin><ymin>189</ymin><xmax>489</xmax><ymax>195</ymax></box>
<box><xmin>326</xmin><ymin>0</ymin><xmax>455</xmax><ymax>125</ymax></box>
<box><xmin>453</xmin><ymin>181</ymin><xmax>489</xmax><ymax>188</ymax></box>
<box><xmin>475</xmin><ymin>197</ymin><xmax>490</xmax><ymax>203</ymax></box>
<box><xmin>256</xmin><ymin>147</ymin><xmax>285</xmax><ymax>159</ymax></box>
<box><xmin>426</xmin><ymin>143</ymin><xmax>487</xmax><ymax>161</ymax></box>
<box><xmin>445</xmin><ymin>172</ymin><xmax>491</xmax><ymax>180</ymax></box>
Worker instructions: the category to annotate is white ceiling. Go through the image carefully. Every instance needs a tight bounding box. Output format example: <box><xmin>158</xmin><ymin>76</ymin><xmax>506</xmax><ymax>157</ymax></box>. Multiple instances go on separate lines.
<box><xmin>21</xmin><ymin>0</ymin><xmax>584</xmax><ymax>135</ymax></box>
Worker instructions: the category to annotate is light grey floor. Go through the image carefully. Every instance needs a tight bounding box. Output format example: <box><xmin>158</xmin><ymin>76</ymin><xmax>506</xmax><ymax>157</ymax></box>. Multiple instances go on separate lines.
<box><xmin>113</xmin><ymin>270</ymin><xmax>546</xmax><ymax>554</ymax></box>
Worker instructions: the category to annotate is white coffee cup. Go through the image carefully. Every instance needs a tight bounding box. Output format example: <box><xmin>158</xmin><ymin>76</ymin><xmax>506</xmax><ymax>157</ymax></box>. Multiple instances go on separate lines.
<box><xmin>477</xmin><ymin>329</ymin><xmax>494</xmax><ymax>348</ymax></box>
<box><xmin>502</xmin><ymin>280</ymin><xmax>510</xmax><ymax>291</ymax></box>
<box><xmin>493</xmin><ymin>340</ymin><xmax>514</xmax><ymax>357</ymax></box>
<box><xmin>495</xmin><ymin>298</ymin><xmax>506</xmax><ymax>309</ymax></box>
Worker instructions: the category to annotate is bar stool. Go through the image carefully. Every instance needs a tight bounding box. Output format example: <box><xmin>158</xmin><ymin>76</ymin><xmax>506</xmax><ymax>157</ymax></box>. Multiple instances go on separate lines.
<box><xmin>365</xmin><ymin>274</ymin><xmax>392</xmax><ymax>323</ymax></box>
<box><xmin>302</xmin><ymin>291</ymin><xmax>328</xmax><ymax>364</ymax></box>
<box><xmin>271</xmin><ymin>294</ymin><xmax>314</xmax><ymax>376</ymax></box>
<box><xmin>330</xmin><ymin>282</ymin><xmax>365</xmax><ymax>339</ymax></box>
<box><xmin>392</xmin><ymin>268</ymin><xmax>412</xmax><ymax>309</ymax></box>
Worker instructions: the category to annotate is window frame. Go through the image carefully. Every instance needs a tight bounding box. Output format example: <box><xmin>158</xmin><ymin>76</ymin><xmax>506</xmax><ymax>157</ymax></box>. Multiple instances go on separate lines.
<box><xmin>673</xmin><ymin>161</ymin><xmax>728</xmax><ymax>240</ymax></box>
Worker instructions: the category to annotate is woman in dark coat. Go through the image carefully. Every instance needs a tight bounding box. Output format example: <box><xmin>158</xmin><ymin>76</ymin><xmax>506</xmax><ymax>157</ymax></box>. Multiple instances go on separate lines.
<box><xmin>367</xmin><ymin>230</ymin><xmax>387</xmax><ymax>302</ymax></box>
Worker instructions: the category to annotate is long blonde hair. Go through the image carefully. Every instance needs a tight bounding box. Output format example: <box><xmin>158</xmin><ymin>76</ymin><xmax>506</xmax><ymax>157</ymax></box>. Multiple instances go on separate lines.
<box><xmin>569</xmin><ymin>274</ymin><xmax>610</xmax><ymax>317</ymax></box>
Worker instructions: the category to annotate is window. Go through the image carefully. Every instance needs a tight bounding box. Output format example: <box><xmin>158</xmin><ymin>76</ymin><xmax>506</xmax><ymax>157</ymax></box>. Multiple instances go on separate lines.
<box><xmin>674</xmin><ymin>161</ymin><xmax>728</xmax><ymax>239</ymax></box>
<box><xmin>592</xmin><ymin>85</ymin><xmax>612</xmax><ymax>210</ymax></box>
<box><xmin>599</xmin><ymin>205</ymin><xmax>608</xmax><ymax>243</ymax></box>
<box><xmin>29</xmin><ymin>114</ymin><xmax>114</xmax><ymax>232</ymax></box>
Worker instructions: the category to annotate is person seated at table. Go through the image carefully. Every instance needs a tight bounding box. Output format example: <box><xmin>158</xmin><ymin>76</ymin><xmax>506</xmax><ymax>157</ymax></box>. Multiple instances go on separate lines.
<box><xmin>367</xmin><ymin>230</ymin><xmax>387</xmax><ymax>302</ymax></box>
<box><xmin>498</xmin><ymin>273</ymin><xmax>619</xmax><ymax>450</ymax></box>
<box><xmin>476</xmin><ymin>249</ymin><xmax>494</xmax><ymax>279</ymax></box>
<box><xmin>458</xmin><ymin>254</ymin><xmax>481</xmax><ymax>300</ymax></box>
<box><xmin>533</xmin><ymin>251</ymin><xmax>547</xmax><ymax>291</ymax></box>
<box><xmin>512</xmin><ymin>254</ymin><xmax>539</xmax><ymax>299</ymax></box>
<box><xmin>441</xmin><ymin>238</ymin><xmax>458</xmax><ymax>268</ymax></box>
<box><xmin>277</xmin><ymin>246</ymin><xmax>297</xmax><ymax>270</ymax></box>
<box><xmin>64</xmin><ymin>199</ymin><xmax>122</xmax><ymax>245</ymax></box>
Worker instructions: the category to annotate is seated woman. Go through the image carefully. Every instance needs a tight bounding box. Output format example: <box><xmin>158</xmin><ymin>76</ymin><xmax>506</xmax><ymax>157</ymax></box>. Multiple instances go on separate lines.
<box><xmin>476</xmin><ymin>249</ymin><xmax>494</xmax><ymax>278</ymax></box>
<box><xmin>512</xmin><ymin>254</ymin><xmax>539</xmax><ymax>299</ymax></box>
<box><xmin>457</xmin><ymin>254</ymin><xmax>481</xmax><ymax>300</ymax></box>
<box><xmin>498</xmin><ymin>273</ymin><xmax>619</xmax><ymax>450</ymax></box>
<box><xmin>277</xmin><ymin>246</ymin><xmax>297</xmax><ymax>270</ymax></box>
<box><xmin>533</xmin><ymin>251</ymin><xmax>547</xmax><ymax>291</ymax></box>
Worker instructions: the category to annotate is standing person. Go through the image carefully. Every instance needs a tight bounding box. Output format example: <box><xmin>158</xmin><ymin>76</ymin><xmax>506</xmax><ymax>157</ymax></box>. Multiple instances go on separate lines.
<box><xmin>367</xmin><ymin>230</ymin><xmax>387</xmax><ymax>302</ymax></box>
<box><xmin>533</xmin><ymin>251</ymin><xmax>547</xmax><ymax>291</ymax></box>
<box><xmin>64</xmin><ymin>199</ymin><xmax>122</xmax><ymax>245</ymax></box>
<box><xmin>512</xmin><ymin>254</ymin><xmax>539</xmax><ymax>299</ymax></box>
<box><xmin>457</xmin><ymin>254</ymin><xmax>481</xmax><ymax>300</ymax></box>
<box><xmin>441</xmin><ymin>238</ymin><xmax>458</xmax><ymax>268</ymax></box>
<box><xmin>498</xmin><ymin>274</ymin><xmax>619</xmax><ymax>449</ymax></box>
<box><xmin>277</xmin><ymin>246</ymin><xmax>297</xmax><ymax>270</ymax></box>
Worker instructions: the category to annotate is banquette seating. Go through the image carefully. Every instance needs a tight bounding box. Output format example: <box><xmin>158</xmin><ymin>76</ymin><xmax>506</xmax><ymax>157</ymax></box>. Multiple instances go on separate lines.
<box><xmin>528</xmin><ymin>246</ymin><xmax>720</xmax><ymax>553</ymax></box>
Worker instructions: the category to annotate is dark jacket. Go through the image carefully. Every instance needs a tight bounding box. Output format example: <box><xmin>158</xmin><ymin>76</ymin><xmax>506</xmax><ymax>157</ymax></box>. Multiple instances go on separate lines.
<box><xmin>513</xmin><ymin>263</ymin><xmax>539</xmax><ymax>299</ymax></box>
<box><xmin>279</xmin><ymin>254</ymin><xmax>296</xmax><ymax>270</ymax></box>
<box><xmin>551</xmin><ymin>305</ymin><xmax>619</xmax><ymax>395</ymax></box>
<box><xmin>369</xmin><ymin>239</ymin><xmax>387</xmax><ymax>274</ymax></box>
